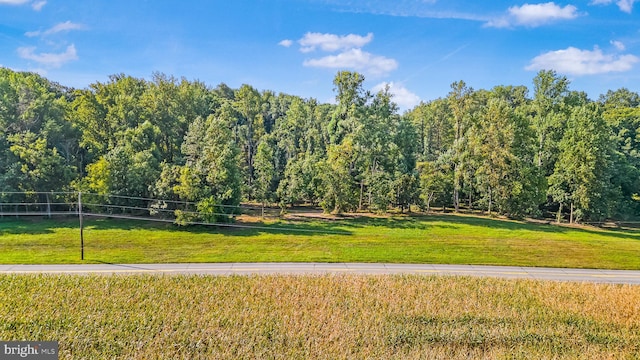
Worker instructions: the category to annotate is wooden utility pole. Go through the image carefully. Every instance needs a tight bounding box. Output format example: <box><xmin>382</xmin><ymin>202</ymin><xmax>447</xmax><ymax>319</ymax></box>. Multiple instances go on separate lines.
<box><xmin>78</xmin><ymin>192</ymin><xmax>84</xmax><ymax>260</ymax></box>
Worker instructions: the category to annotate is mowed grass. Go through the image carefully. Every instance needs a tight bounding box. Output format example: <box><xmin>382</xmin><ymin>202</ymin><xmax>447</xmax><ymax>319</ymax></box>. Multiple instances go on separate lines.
<box><xmin>2</xmin><ymin>214</ymin><xmax>640</xmax><ymax>268</ymax></box>
<box><xmin>1</xmin><ymin>274</ymin><xmax>639</xmax><ymax>359</ymax></box>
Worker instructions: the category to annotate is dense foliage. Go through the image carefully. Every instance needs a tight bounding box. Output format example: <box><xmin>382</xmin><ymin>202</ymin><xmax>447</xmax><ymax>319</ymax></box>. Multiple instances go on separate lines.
<box><xmin>1</xmin><ymin>67</ymin><xmax>639</xmax><ymax>223</ymax></box>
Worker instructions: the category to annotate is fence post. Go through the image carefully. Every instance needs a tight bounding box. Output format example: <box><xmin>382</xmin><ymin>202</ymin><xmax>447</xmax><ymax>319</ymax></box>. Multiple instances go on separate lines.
<box><xmin>46</xmin><ymin>192</ymin><xmax>51</xmax><ymax>219</ymax></box>
<box><xmin>79</xmin><ymin>191</ymin><xmax>84</xmax><ymax>260</ymax></box>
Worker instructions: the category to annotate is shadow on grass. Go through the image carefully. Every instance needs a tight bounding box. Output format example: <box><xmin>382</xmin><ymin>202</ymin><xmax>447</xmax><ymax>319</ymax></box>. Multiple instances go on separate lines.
<box><xmin>414</xmin><ymin>213</ymin><xmax>640</xmax><ymax>241</ymax></box>
<box><xmin>3</xmin><ymin>213</ymin><xmax>640</xmax><ymax>241</ymax></box>
<box><xmin>35</xmin><ymin>216</ymin><xmax>355</xmax><ymax>237</ymax></box>
<box><xmin>2</xmin><ymin>215</ymin><xmax>448</xmax><ymax>237</ymax></box>
<box><xmin>335</xmin><ymin>214</ymin><xmax>538</xmax><ymax>232</ymax></box>
<box><xmin>0</xmin><ymin>217</ymin><xmax>63</xmax><ymax>235</ymax></box>
<box><xmin>333</xmin><ymin>213</ymin><xmax>640</xmax><ymax>241</ymax></box>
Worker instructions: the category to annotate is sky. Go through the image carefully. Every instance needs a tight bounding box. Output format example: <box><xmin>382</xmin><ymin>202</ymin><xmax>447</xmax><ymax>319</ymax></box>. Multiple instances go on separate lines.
<box><xmin>1</xmin><ymin>0</ymin><xmax>639</xmax><ymax>110</ymax></box>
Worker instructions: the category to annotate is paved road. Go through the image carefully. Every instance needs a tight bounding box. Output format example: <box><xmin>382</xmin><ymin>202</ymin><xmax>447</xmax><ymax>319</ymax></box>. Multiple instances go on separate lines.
<box><xmin>1</xmin><ymin>263</ymin><xmax>640</xmax><ymax>284</ymax></box>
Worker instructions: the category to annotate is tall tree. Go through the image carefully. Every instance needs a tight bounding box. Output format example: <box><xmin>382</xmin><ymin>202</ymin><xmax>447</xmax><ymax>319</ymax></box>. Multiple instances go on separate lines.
<box><xmin>447</xmin><ymin>80</ymin><xmax>474</xmax><ymax>212</ymax></box>
<box><xmin>417</xmin><ymin>161</ymin><xmax>452</xmax><ymax>212</ymax></box>
<box><xmin>408</xmin><ymin>98</ymin><xmax>453</xmax><ymax>162</ymax></box>
<box><xmin>72</xmin><ymin>74</ymin><xmax>148</xmax><ymax>158</ymax></box>
<box><xmin>469</xmin><ymin>96</ymin><xmax>542</xmax><ymax>217</ymax></box>
<box><xmin>254</xmin><ymin>135</ymin><xmax>278</xmax><ymax>211</ymax></box>
<box><xmin>233</xmin><ymin>84</ymin><xmax>265</xmax><ymax>199</ymax></box>
<box><xmin>530</xmin><ymin>70</ymin><xmax>570</xmax><ymax>176</ymax></box>
<box><xmin>359</xmin><ymin>84</ymin><xmax>395</xmax><ymax>210</ymax></box>
<box><xmin>600</xmin><ymin>88</ymin><xmax>640</xmax><ymax>216</ymax></box>
<box><xmin>0</xmin><ymin>69</ymin><xmax>80</xmax><ymax>193</ymax></box>
<box><xmin>329</xmin><ymin>71</ymin><xmax>369</xmax><ymax>145</ymax></box>
<box><xmin>174</xmin><ymin>114</ymin><xmax>242</xmax><ymax>221</ymax></box>
<box><xmin>8</xmin><ymin>131</ymin><xmax>75</xmax><ymax>192</ymax></box>
<box><xmin>319</xmin><ymin>140</ymin><xmax>358</xmax><ymax>214</ymax></box>
<box><xmin>140</xmin><ymin>73</ymin><xmax>215</xmax><ymax>163</ymax></box>
<box><xmin>548</xmin><ymin>103</ymin><xmax>612</xmax><ymax>223</ymax></box>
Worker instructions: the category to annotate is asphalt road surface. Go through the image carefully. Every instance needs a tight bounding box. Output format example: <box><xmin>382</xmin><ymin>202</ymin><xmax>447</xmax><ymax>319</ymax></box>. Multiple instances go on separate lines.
<box><xmin>1</xmin><ymin>263</ymin><xmax>640</xmax><ymax>284</ymax></box>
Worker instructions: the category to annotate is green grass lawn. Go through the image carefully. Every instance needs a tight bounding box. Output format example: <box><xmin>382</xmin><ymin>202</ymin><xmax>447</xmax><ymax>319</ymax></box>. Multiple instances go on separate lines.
<box><xmin>1</xmin><ymin>213</ymin><xmax>640</xmax><ymax>268</ymax></box>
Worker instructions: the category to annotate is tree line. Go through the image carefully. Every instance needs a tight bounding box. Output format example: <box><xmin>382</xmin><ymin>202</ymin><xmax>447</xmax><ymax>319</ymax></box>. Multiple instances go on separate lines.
<box><xmin>1</xmin><ymin>67</ymin><xmax>639</xmax><ymax>223</ymax></box>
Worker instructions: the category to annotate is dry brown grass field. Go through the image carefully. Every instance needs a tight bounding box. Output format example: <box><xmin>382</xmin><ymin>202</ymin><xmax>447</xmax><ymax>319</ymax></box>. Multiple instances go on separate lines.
<box><xmin>1</xmin><ymin>274</ymin><xmax>639</xmax><ymax>359</ymax></box>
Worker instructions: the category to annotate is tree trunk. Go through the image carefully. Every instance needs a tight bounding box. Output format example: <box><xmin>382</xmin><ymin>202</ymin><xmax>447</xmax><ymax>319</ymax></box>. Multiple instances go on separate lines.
<box><xmin>538</xmin><ymin>133</ymin><xmax>544</xmax><ymax>168</ymax></box>
<box><xmin>420</xmin><ymin>117</ymin><xmax>425</xmax><ymax>157</ymax></box>
<box><xmin>487</xmin><ymin>187</ymin><xmax>492</xmax><ymax>216</ymax></box>
<box><xmin>556</xmin><ymin>203</ymin><xmax>563</xmax><ymax>223</ymax></box>
<box><xmin>570</xmin><ymin>202</ymin><xmax>574</xmax><ymax>224</ymax></box>
<box><xmin>453</xmin><ymin>161</ymin><xmax>460</xmax><ymax>213</ymax></box>
<box><xmin>453</xmin><ymin>189</ymin><xmax>459</xmax><ymax>212</ymax></box>
<box><xmin>358</xmin><ymin>180</ymin><xmax>364</xmax><ymax>211</ymax></box>
<box><xmin>46</xmin><ymin>193</ymin><xmax>51</xmax><ymax>219</ymax></box>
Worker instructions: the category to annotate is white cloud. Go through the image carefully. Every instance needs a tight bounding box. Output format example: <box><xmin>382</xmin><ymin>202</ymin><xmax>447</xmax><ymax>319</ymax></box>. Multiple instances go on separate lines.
<box><xmin>525</xmin><ymin>46</ymin><xmax>639</xmax><ymax>75</ymax></box>
<box><xmin>0</xmin><ymin>0</ymin><xmax>45</xmax><ymax>9</ymax></box>
<box><xmin>278</xmin><ymin>39</ymin><xmax>293</xmax><ymax>47</ymax></box>
<box><xmin>617</xmin><ymin>0</ymin><xmax>637</xmax><ymax>12</ymax></box>
<box><xmin>31</xmin><ymin>0</ymin><xmax>45</xmax><ymax>10</ymax></box>
<box><xmin>17</xmin><ymin>44</ymin><xmax>78</xmax><ymax>68</ymax></box>
<box><xmin>611</xmin><ymin>40</ymin><xmax>626</xmax><ymax>51</ymax></box>
<box><xmin>298</xmin><ymin>32</ymin><xmax>374</xmax><ymax>52</ymax></box>
<box><xmin>590</xmin><ymin>0</ymin><xmax>636</xmax><ymax>12</ymax></box>
<box><xmin>315</xmin><ymin>0</ymin><xmax>486</xmax><ymax>22</ymax></box>
<box><xmin>26</xmin><ymin>21</ymin><xmax>85</xmax><ymax>37</ymax></box>
<box><xmin>486</xmin><ymin>2</ymin><xmax>579</xmax><ymax>28</ymax></box>
<box><xmin>373</xmin><ymin>82</ymin><xmax>421</xmax><ymax>110</ymax></box>
<box><xmin>303</xmin><ymin>48</ymin><xmax>398</xmax><ymax>76</ymax></box>
<box><xmin>291</xmin><ymin>31</ymin><xmax>399</xmax><ymax>76</ymax></box>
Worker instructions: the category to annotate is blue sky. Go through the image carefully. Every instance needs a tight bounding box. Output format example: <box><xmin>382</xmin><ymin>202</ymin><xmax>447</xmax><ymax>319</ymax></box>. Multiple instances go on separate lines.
<box><xmin>1</xmin><ymin>0</ymin><xmax>639</xmax><ymax>110</ymax></box>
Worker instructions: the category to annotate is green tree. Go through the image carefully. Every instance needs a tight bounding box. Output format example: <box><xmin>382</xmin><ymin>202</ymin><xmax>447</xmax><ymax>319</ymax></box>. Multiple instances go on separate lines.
<box><xmin>469</xmin><ymin>97</ymin><xmax>543</xmax><ymax>217</ymax></box>
<box><xmin>0</xmin><ymin>69</ymin><xmax>79</xmax><ymax>193</ymax></box>
<box><xmin>600</xmin><ymin>88</ymin><xmax>640</xmax><ymax>216</ymax></box>
<box><xmin>8</xmin><ymin>131</ymin><xmax>75</xmax><ymax>192</ymax></box>
<box><xmin>141</xmin><ymin>73</ymin><xmax>216</xmax><ymax>163</ymax></box>
<box><xmin>530</xmin><ymin>70</ymin><xmax>570</xmax><ymax>176</ymax></box>
<box><xmin>82</xmin><ymin>146</ymin><xmax>159</xmax><ymax>201</ymax></box>
<box><xmin>329</xmin><ymin>71</ymin><xmax>369</xmax><ymax>145</ymax></box>
<box><xmin>319</xmin><ymin>140</ymin><xmax>358</xmax><ymax>214</ymax></box>
<box><xmin>359</xmin><ymin>84</ymin><xmax>396</xmax><ymax>210</ymax></box>
<box><xmin>277</xmin><ymin>153</ymin><xmax>323</xmax><ymax>208</ymax></box>
<box><xmin>390</xmin><ymin>115</ymin><xmax>420</xmax><ymax>212</ymax></box>
<box><xmin>408</xmin><ymin>98</ymin><xmax>453</xmax><ymax>162</ymax></box>
<box><xmin>254</xmin><ymin>136</ymin><xmax>277</xmax><ymax>211</ymax></box>
<box><xmin>548</xmin><ymin>104</ymin><xmax>612</xmax><ymax>223</ymax></box>
<box><xmin>71</xmin><ymin>74</ymin><xmax>148</xmax><ymax>157</ymax></box>
<box><xmin>447</xmin><ymin>80</ymin><xmax>474</xmax><ymax>212</ymax></box>
<box><xmin>233</xmin><ymin>84</ymin><xmax>266</xmax><ymax>200</ymax></box>
<box><xmin>175</xmin><ymin>114</ymin><xmax>242</xmax><ymax>222</ymax></box>
<box><xmin>417</xmin><ymin>161</ymin><xmax>452</xmax><ymax>212</ymax></box>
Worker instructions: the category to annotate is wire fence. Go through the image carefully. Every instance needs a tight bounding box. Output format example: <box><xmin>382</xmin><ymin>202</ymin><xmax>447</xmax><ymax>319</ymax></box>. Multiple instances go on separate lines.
<box><xmin>0</xmin><ymin>191</ymin><xmax>349</xmax><ymax>261</ymax></box>
<box><xmin>0</xmin><ymin>191</ymin><xmax>327</xmax><ymax>230</ymax></box>
<box><xmin>3</xmin><ymin>191</ymin><xmax>636</xmax><ymax>229</ymax></box>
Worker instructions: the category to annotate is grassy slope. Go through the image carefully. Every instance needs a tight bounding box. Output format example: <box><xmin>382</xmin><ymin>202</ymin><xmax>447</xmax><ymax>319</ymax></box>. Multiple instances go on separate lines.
<box><xmin>2</xmin><ymin>214</ymin><xmax>640</xmax><ymax>268</ymax></box>
<box><xmin>1</xmin><ymin>274</ymin><xmax>639</xmax><ymax>359</ymax></box>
